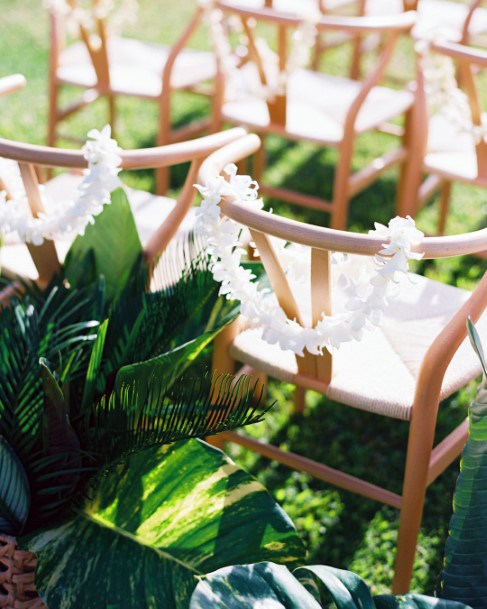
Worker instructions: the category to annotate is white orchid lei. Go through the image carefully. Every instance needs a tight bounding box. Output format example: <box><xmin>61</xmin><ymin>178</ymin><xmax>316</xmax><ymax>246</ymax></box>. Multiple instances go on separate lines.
<box><xmin>0</xmin><ymin>125</ymin><xmax>122</xmax><ymax>246</ymax></box>
<box><xmin>44</xmin><ymin>0</ymin><xmax>138</xmax><ymax>35</ymax></box>
<box><xmin>195</xmin><ymin>165</ymin><xmax>424</xmax><ymax>356</ymax></box>
<box><xmin>200</xmin><ymin>0</ymin><xmax>320</xmax><ymax>102</ymax></box>
<box><xmin>417</xmin><ymin>35</ymin><xmax>487</xmax><ymax>144</ymax></box>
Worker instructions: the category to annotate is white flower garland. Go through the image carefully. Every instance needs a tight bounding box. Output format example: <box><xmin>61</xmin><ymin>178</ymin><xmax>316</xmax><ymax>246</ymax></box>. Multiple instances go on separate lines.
<box><xmin>195</xmin><ymin>165</ymin><xmax>424</xmax><ymax>356</ymax></box>
<box><xmin>417</xmin><ymin>36</ymin><xmax>487</xmax><ymax>144</ymax></box>
<box><xmin>201</xmin><ymin>0</ymin><xmax>320</xmax><ymax>102</ymax></box>
<box><xmin>44</xmin><ymin>0</ymin><xmax>138</xmax><ymax>35</ymax></box>
<box><xmin>0</xmin><ymin>125</ymin><xmax>122</xmax><ymax>246</ymax></box>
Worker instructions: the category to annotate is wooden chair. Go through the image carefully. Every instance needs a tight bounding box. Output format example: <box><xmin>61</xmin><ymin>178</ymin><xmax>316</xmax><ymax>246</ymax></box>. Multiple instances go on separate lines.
<box><xmin>0</xmin><ymin>125</ymin><xmax>247</xmax><ymax>289</ymax></box>
<box><xmin>198</xmin><ymin>133</ymin><xmax>487</xmax><ymax>593</ymax></box>
<box><xmin>397</xmin><ymin>40</ymin><xmax>487</xmax><ymax>235</ymax></box>
<box><xmin>211</xmin><ymin>1</ymin><xmax>417</xmax><ymax>230</ymax></box>
<box><xmin>47</xmin><ymin>0</ymin><xmax>219</xmax><ymax>195</ymax></box>
<box><xmin>365</xmin><ymin>0</ymin><xmax>487</xmax><ymax>45</ymax></box>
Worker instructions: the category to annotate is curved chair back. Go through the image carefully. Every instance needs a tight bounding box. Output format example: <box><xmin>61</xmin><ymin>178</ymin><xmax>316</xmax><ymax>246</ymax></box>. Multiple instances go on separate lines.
<box><xmin>214</xmin><ymin>1</ymin><xmax>415</xmax><ymax>127</ymax></box>
<box><xmin>199</xmin><ymin>133</ymin><xmax>487</xmax><ymax>384</ymax></box>
<box><xmin>0</xmin><ymin>127</ymin><xmax>247</xmax><ymax>285</ymax></box>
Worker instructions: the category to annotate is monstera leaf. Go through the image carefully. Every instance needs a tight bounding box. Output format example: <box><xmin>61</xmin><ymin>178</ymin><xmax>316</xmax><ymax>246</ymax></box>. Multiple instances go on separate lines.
<box><xmin>23</xmin><ymin>440</ymin><xmax>305</xmax><ymax>609</ymax></box>
<box><xmin>438</xmin><ymin>320</ymin><xmax>487</xmax><ymax>609</ymax></box>
<box><xmin>190</xmin><ymin>563</ymin><xmax>471</xmax><ymax>609</ymax></box>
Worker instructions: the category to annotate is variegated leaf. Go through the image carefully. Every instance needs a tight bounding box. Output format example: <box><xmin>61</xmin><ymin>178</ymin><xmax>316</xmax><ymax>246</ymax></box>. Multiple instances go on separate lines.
<box><xmin>23</xmin><ymin>439</ymin><xmax>304</xmax><ymax>609</ymax></box>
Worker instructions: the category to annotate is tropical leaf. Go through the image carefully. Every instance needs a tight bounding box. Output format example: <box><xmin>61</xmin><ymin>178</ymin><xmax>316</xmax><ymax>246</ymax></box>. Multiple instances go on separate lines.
<box><xmin>0</xmin><ymin>435</ymin><xmax>30</xmax><ymax>536</ymax></box>
<box><xmin>86</xmin><ymin>371</ymin><xmax>266</xmax><ymax>463</ymax></box>
<box><xmin>40</xmin><ymin>360</ymin><xmax>80</xmax><ymax>456</ymax></box>
<box><xmin>79</xmin><ymin>319</ymin><xmax>109</xmax><ymax>414</ymax></box>
<box><xmin>101</xmin><ymin>249</ymin><xmax>237</xmax><ymax>386</ymax></box>
<box><xmin>0</xmin><ymin>296</ymin><xmax>98</xmax><ymax>457</ymax></box>
<box><xmin>64</xmin><ymin>188</ymin><xmax>143</xmax><ymax>305</ymax></box>
<box><xmin>0</xmin><ymin>284</ymin><xmax>99</xmax><ymax>528</ymax></box>
<box><xmin>438</xmin><ymin>323</ymin><xmax>487</xmax><ymax>609</ymax></box>
<box><xmin>190</xmin><ymin>563</ymin><xmax>472</xmax><ymax>609</ymax></box>
<box><xmin>114</xmin><ymin>328</ymin><xmax>230</xmax><ymax>394</ymax></box>
<box><xmin>374</xmin><ymin>595</ymin><xmax>471</xmax><ymax>609</ymax></box>
<box><xmin>27</xmin><ymin>361</ymin><xmax>83</xmax><ymax>526</ymax></box>
<box><xmin>23</xmin><ymin>440</ymin><xmax>305</xmax><ymax>609</ymax></box>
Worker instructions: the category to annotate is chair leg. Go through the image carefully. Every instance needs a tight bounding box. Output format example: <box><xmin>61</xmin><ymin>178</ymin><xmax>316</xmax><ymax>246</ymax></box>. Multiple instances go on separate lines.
<box><xmin>393</xmin><ymin>400</ymin><xmax>439</xmax><ymax>592</ymax></box>
<box><xmin>331</xmin><ymin>142</ymin><xmax>354</xmax><ymax>230</ymax></box>
<box><xmin>437</xmin><ymin>181</ymin><xmax>452</xmax><ymax>235</ymax></box>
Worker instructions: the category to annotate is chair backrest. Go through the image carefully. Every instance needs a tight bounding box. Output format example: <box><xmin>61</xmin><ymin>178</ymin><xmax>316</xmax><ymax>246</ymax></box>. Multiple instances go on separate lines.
<box><xmin>0</xmin><ymin>127</ymin><xmax>247</xmax><ymax>285</ymax></box>
<box><xmin>213</xmin><ymin>1</ymin><xmax>415</xmax><ymax>128</ymax></box>
<box><xmin>399</xmin><ymin>0</ymin><xmax>482</xmax><ymax>43</ymax></box>
<box><xmin>198</xmin><ymin>133</ymin><xmax>487</xmax><ymax>384</ymax></box>
<box><xmin>47</xmin><ymin>0</ymin><xmax>206</xmax><ymax>92</ymax></box>
<box><xmin>416</xmin><ymin>40</ymin><xmax>487</xmax><ymax>179</ymax></box>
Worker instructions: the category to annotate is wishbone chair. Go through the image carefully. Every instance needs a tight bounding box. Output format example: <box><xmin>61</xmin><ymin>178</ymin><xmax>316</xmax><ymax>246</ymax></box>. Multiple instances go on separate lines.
<box><xmin>0</xmin><ymin>126</ymin><xmax>247</xmax><ymax>289</ymax></box>
<box><xmin>365</xmin><ymin>0</ymin><xmax>487</xmax><ymax>45</ymax></box>
<box><xmin>199</xmin><ymin>133</ymin><xmax>487</xmax><ymax>593</ymax></box>
<box><xmin>397</xmin><ymin>40</ymin><xmax>487</xmax><ymax>236</ymax></box>
<box><xmin>47</xmin><ymin>0</ymin><xmax>219</xmax><ymax>195</ymax></box>
<box><xmin>211</xmin><ymin>1</ymin><xmax>417</xmax><ymax>230</ymax></box>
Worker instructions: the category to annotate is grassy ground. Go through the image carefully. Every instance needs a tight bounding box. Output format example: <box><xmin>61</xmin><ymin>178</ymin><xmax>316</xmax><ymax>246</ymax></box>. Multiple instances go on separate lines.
<box><xmin>1</xmin><ymin>0</ymin><xmax>486</xmax><ymax>596</ymax></box>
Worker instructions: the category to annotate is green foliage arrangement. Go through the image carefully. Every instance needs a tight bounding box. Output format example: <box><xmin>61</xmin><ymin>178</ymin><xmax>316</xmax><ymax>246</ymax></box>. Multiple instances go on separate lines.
<box><xmin>190</xmin><ymin>562</ymin><xmax>469</xmax><ymax>609</ymax></box>
<box><xmin>0</xmin><ymin>188</ymin><xmax>305</xmax><ymax>608</ymax></box>
<box><xmin>437</xmin><ymin>320</ymin><xmax>487</xmax><ymax>609</ymax></box>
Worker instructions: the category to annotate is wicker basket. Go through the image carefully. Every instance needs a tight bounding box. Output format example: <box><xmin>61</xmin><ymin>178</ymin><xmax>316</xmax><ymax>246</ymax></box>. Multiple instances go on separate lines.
<box><xmin>0</xmin><ymin>535</ymin><xmax>46</xmax><ymax>609</ymax></box>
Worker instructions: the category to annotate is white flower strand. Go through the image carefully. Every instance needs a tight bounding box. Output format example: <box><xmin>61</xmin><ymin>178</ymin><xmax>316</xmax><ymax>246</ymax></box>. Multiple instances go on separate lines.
<box><xmin>417</xmin><ymin>36</ymin><xmax>487</xmax><ymax>144</ymax></box>
<box><xmin>0</xmin><ymin>125</ymin><xmax>122</xmax><ymax>246</ymax></box>
<box><xmin>44</xmin><ymin>0</ymin><xmax>138</xmax><ymax>35</ymax></box>
<box><xmin>195</xmin><ymin>165</ymin><xmax>424</xmax><ymax>356</ymax></box>
<box><xmin>201</xmin><ymin>0</ymin><xmax>320</xmax><ymax>102</ymax></box>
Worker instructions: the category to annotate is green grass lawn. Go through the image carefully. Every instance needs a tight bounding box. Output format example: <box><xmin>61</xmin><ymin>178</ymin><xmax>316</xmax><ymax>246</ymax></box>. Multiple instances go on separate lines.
<box><xmin>0</xmin><ymin>0</ymin><xmax>486</xmax><ymax>595</ymax></box>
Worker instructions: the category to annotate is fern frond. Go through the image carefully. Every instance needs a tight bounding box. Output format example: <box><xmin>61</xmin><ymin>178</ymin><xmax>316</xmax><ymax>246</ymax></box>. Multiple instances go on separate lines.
<box><xmin>86</xmin><ymin>372</ymin><xmax>268</xmax><ymax>464</ymax></box>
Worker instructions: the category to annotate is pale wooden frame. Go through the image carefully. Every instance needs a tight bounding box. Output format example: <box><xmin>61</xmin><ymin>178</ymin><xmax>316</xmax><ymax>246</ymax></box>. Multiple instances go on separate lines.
<box><xmin>212</xmin><ymin>2</ymin><xmax>416</xmax><ymax>230</ymax></box>
<box><xmin>47</xmin><ymin>1</ymin><xmax>216</xmax><ymax>195</ymax></box>
<box><xmin>199</xmin><ymin>133</ymin><xmax>487</xmax><ymax>594</ymax></box>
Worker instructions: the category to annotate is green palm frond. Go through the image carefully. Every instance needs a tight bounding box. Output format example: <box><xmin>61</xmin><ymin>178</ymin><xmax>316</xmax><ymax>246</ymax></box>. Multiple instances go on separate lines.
<box><xmin>98</xmin><ymin>239</ymin><xmax>237</xmax><ymax>392</ymax></box>
<box><xmin>0</xmin><ymin>286</ymin><xmax>99</xmax><ymax>480</ymax></box>
<box><xmin>85</xmin><ymin>371</ymin><xmax>267</xmax><ymax>465</ymax></box>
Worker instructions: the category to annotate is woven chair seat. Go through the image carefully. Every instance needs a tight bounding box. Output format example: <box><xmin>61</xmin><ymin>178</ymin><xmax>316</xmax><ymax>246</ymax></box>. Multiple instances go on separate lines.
<box><xmin>57</xmin><ymin>38</ymin><xmax>217</xmax><ymax>97</ymax></box>
<box><xmin>222</xmin><ymin>67</ymin><xmax>414</xmax><ymax>145</ymax></box>
<box><xmin>420</xmin><ymin>114</ymin><xmax>487</xmax><ymax>184</ymax></box>
<box><xmin>0</xmin><ymin>173</ymin><xmax>196</xmax><ymax>281</ymax></box>
<box><xmin>230</xmin><ymin>263</ymin><xmax>487</xmax><ymax>421</ymax></box>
